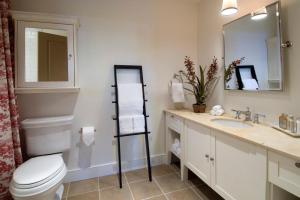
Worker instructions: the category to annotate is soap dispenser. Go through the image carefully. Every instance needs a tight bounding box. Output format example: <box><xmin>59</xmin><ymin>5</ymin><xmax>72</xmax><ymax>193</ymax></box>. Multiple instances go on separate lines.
<box><xmin>279</xmin><ymin>113</ymin><xmax>287</xmax><ymax>129</ymax></box>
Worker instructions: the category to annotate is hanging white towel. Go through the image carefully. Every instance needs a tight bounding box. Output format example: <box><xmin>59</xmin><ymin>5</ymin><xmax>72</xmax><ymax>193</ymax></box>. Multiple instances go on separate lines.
<box><xmin>132</xmin><ymin>115</ymin><xmax>145</xmax><ymax>133</ymax></box>
<box><xmin>118</xmin><ymin>83</ymin><xmax>144</xmax><ymax>115</ymax></box>
<box><xmin>242</xmin><ymin>78</ymin><xmax>259</xmax><ymax>90</ymax></box>
<box><xmin>119</xmin><ymin>116</ymin><xmax>134</xmax><ymax>134</ymax></box>
<box><xmin>171</xmin><ymin>82</ymin><xmax>185</xmax><ymax>103</ymax></box>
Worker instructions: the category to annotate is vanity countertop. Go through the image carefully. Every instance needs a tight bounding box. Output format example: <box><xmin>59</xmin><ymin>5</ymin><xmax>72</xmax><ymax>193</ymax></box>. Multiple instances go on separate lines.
<box><xmin>165</xmin><ymin>109</ymin><xmax>300</xmax><ymax>160</ymax></box>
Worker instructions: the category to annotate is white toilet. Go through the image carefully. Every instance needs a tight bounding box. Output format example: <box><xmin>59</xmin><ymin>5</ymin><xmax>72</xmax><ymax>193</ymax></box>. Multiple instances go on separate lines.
<box><xmin>9</xmin><ymin>115</ymin><xmax>73</xmax><ymax>200</ymax></box>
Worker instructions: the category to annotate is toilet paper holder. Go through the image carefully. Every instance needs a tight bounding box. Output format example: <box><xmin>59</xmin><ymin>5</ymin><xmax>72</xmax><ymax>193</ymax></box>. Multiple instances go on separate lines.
<box><xmin>79</xmin><ymin>128</ymin><xmax>96</xmax><ymax>133</ymax></box>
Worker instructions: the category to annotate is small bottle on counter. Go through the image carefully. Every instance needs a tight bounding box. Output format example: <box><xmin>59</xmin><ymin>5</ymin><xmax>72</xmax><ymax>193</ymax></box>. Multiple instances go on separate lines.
<box><xmin>291</xmin><ymin>118</ymin><xmax>297</xmax><ymax>133</ymax></box>
<box><xmin>279</xmin><ymin>113</ymin><xmax>288</xmax><ymax>129</ymax></box>
<box><xmin>296</xmin><ymin>119</ymin><xmax>300</xmax><ymax>135</ymax></box>
<box><xmin>287</xmin><ymin>115</ymin><xmax>293</xmax><ymax>131</ymax></box>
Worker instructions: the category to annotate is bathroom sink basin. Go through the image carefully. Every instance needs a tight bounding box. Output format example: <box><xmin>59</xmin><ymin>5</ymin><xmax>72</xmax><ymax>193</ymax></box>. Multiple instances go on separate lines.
<box><xmin>211</xmin><ymin>118</ymin><xmax>253</xmax><ymax>129</ymax></box>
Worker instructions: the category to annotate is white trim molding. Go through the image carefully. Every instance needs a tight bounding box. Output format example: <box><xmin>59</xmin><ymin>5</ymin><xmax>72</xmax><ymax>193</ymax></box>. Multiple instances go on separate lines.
<box><xmin>64</xmin><ymin>154</ymin><xmax>167</xmax><ymax>183</ymax></box>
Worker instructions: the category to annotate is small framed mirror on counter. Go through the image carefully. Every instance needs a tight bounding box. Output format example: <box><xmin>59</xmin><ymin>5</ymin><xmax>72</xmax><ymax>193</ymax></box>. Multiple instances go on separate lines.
<box><xmin>223</xmin><ymin>2</ymin><xmax>284</xmax><ymax>92</ymax></box>
<box><xmin>12</xmin><ymin>11</ymin><xmax>80</xmax><ymax>94</ymax></box>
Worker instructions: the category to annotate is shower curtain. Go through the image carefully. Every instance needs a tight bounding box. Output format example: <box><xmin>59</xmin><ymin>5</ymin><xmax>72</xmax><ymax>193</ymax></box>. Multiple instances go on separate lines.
<box><xmin>0</xmin><ymin>0</ymin><xmax>23</xmax><ymax>199</ymax></box>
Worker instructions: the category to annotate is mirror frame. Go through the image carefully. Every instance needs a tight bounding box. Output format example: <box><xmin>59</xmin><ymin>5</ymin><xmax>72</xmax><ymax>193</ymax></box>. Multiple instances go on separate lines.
<box><xmin>12</xmin><ymin>11</ymin><xmax>80</xmax><ymax>93</ymax></box>
<box><xmin>222</xmin><ymin>1</ymin><xmax>284</xmax><ymax>92</ymax></box>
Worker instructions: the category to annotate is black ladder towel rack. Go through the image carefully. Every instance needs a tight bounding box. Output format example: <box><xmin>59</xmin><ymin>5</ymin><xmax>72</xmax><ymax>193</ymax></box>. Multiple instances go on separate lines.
<box><xmin>112</xmin><ymin>65</ymin><xmax>152</xmax><ymax>188</ymax></box>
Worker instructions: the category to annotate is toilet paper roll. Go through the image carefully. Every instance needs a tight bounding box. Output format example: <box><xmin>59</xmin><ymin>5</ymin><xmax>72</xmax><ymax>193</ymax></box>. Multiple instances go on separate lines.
<box><xmin>81</xmin><ymin>126</ymin><xmax>95</xmax><ymax>146</ymax></box>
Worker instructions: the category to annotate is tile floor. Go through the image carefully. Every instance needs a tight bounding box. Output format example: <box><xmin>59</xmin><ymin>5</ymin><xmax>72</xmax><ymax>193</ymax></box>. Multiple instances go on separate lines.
<box><xmin>62</xmin><ymin>165</ymin><xmax>224</xmax><ymax>200</ymax></box>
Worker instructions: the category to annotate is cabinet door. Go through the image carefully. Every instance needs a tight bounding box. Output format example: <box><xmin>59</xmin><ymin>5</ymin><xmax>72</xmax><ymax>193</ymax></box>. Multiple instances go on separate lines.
<box><xmin>185</xmin><ymin>121</ymin><xmax>211</xmax><ymax>185</ymax></box>
<box><xmin>211</xmin><ymin>131</ymin><xmax>267</xmax><ymax>200</ymax></box>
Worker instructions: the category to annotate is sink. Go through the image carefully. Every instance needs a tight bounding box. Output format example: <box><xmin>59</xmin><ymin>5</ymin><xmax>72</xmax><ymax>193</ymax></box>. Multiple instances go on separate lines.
<box><xmin>211</xmin><ymin>118</ymin><xmax>253</xmax><ymax>129</ymax></box>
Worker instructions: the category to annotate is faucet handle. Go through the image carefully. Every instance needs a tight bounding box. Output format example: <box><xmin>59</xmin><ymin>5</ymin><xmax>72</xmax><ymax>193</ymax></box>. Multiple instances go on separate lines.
<box><xmin>253</xmin><ymin>113</ymin><xmax>266</xmax><ymax>124</ymax></box>
<box><xmin>231</xmin><ymin>109</ymin><xmax>241</xmax><ymax>119</ymax></box>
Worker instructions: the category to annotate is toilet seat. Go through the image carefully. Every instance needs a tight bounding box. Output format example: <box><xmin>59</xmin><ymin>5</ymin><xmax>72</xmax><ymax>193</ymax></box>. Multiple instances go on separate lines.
<box><xmin>10</xmin><ymin>154</ymin><xmax>67</xmax><ymax>198</ymax></box>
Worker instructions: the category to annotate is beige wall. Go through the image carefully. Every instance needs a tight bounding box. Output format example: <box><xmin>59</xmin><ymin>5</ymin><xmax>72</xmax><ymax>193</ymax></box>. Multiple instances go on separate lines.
<box><xmin>198</xmin><ymin>0</ymin><xmax>300</xmax><ymax>123</ymax></box>
<box><xmin>12</xmin><ymin>0</ymin><xmax>200</xmax><ymax>179</ymax></box>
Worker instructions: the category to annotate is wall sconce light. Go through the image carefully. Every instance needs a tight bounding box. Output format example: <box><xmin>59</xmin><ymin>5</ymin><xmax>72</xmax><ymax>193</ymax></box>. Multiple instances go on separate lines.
<box><xmin>221</xmin><ymin>0</ymin><xmax>238</xmax><ymax>16</ymax></box>
<box><xmin>251</xmin><ymin>7</ymin><xmax>268</xmax><ymax>20</ymax></box>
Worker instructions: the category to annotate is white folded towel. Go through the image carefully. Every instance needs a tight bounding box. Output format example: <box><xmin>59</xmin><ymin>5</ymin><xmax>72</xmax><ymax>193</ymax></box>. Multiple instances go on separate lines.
<box><xmin>212</xmin><ymin>105</ymin><xmax>222</xmax><ymax>111</ymax></box>
<box><xmin>174</xmin><ymin>138</ymin><xmax>180</xmax><ymax>147</ymax></box>
<box><xmin>119</xmin><ymin>116</ymin><xmax>133</xmax><ymax>134</ymax></box>
<box><xmin>118</xmin><ymin>84</ymin><xmax>144</xmax><ymax>115</ymax></box>
<box><xmin>242</xmin><ymin>78</ymin><xmax>259</xmax><ymax>90</ymax></box>
<box><xmin>210</xmin><ymin>105</ymin><xmax>224</xmax><ymax>116</ymax></box>
<box><xmin>176</xmin><ymin>147</ymin><xmax>181</xmax><ymax>156</ymax></box>
<box><xmin>215</xmin><ymin>109</ymin><xmax>225</xmax><ymax>116</ymax></box>
<box><xmin>171</xmin><ymin>138</ymin><xmax>181</xmax><ymax>156</ymax></box>
<box><xmin>171</xmin><ymin>82</ymin><xmax>185</xmax><ymax>103</ymax></box>
<box><xmin>132</xmin><ymin>115</ymin><xmax>145</xmax><ymax>133</ymax></box>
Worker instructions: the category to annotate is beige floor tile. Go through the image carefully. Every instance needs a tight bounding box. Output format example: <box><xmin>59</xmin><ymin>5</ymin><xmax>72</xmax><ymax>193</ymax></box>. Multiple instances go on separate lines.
<box><xmin>68</xmin><ymin>191</ymin><xmax>99</xmax><ymax>200</ymax></box>
<box><xmin>155</xmin><ymin>174</ymin><xmax>188</xmax><ymax>193</ymax></box>
<box><xmin>167</xmin><ymin>188</ymin><xmax>201</xmax><ymax>200</ymax></box>
<box><xmin>62</xmin><ymin>183</ymin><xmax>69</xmax><ymax>198</ymax></box>
<box><xmin>100</xmin><ymin>186</ymin><xmax>133</xmax><ymax>200</ymax></box>
<box><xmin>152</xmin><ymin>165</ymin><xmax>175</xmax><ymax>177</ymax></box>
<box><xmin>147</xmin><ymin>195</ymin><xmax>168</xmax><ymax>200</ymax></box>
<box><xmin>129</xmin><ymin>180</ymin><xmax>162</xmax><ymax>200</ymax></box>
<box><xmin>68</xmin><ymin>178</ymin><xmax>98</xmax><ymax>197</ymax></box>
<box><xmin>99</xmin><ymin>174</ymin><xmax>124</xmax><ymax>190</ymax></box>
<box><xmin>125</xmin><ymin>168</ymin><xmax>148</xmax><ymax>183</ymax></box>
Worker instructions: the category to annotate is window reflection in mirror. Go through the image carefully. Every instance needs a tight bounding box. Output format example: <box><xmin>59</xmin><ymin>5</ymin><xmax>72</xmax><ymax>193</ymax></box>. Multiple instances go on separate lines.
<box><xmin>223</xmin><ymin>2</ymin><xmax>282</xmax><ymax>91</ymax></box>
<box><xmin>25</xmin><ymin>28</ymin><xmax>68</xmax><ymax>82</ymax></box>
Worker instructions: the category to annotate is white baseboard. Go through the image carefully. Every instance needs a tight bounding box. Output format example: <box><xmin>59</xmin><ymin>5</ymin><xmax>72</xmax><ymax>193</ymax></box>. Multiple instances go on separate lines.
<box><xmin>64</xmin><ymin>153</ymin><xmax>167</xmax><ymax>183</ymax></box>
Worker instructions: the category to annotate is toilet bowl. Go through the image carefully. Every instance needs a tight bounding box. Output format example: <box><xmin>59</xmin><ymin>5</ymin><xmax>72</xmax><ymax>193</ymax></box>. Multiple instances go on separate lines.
<box><xmin>9</xmin><ymin>115</ymin><xmax>73</xmax><ymax>200</ymax></box>
<box><xmin>10</xmin><ymin>154</ymin><xmax>67</xmax><ymax>200</ymax></box>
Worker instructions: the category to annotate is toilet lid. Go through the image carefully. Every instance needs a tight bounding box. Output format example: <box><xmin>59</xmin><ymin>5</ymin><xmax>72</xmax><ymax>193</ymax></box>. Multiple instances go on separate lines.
<box><xmin>13</xmin><ymin>154</ymin><xmax>65</xmax><ymax>189</ymax></box>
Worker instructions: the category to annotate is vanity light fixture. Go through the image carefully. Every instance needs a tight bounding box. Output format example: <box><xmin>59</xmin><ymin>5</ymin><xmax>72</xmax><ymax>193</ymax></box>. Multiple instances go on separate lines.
<box><xmin>221</xmin><ymin>0</ymin><xmax>238</xmax><ymax>16</ymax></box>
<box><xmin>251</xmin><ymin>7</ymin><xmax>268</xmax><ymax>20</ymax></box>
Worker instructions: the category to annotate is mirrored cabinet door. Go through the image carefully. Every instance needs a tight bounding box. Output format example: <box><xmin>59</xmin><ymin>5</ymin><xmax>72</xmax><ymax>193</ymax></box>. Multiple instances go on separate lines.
<box><xmin>13</xmin><ymin>12</ymin><xmax>79</xmax><ymax>93</ymax></box>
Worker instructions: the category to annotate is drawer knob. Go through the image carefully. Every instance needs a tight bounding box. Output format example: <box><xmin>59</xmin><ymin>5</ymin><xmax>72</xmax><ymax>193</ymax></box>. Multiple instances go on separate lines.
<box><xmin>296</xmin><ymin>162</ymin><xmax>300</xmax><ymax>168</ymax></box>
<box><xmin>210</xmin><ymin>157</ymin><xmax>214</xmax><ymax>161</ymax></box>
<box><xmin>205</xmin><ymin>154</ymin><xmax>209</xmax><ymax>158</ymax></box>
<box><xmin>170</xmin><ymin>115</ymin><xmax>174</xmax><ymax>118</ymax></box>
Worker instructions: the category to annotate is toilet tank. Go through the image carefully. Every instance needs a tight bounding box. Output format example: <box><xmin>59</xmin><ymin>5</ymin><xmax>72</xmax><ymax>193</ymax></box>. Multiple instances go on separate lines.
<box><xmin>21</xmin><ymin>115</ymin><xmax>74</xmax><ymax>156</ymax></box>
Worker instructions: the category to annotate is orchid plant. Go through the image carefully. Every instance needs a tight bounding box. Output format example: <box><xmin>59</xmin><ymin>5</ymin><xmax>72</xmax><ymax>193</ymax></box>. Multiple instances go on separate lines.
<box><xmin>174</xmin><ymin>56</ymin><xmax>219</xmax><ymax>105</ymax></box>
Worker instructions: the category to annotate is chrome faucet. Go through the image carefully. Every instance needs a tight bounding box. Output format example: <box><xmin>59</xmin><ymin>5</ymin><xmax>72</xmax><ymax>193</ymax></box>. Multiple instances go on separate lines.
<box><xmin>232</xmin><ymin>107</ymin><xmax>252</xmax><ymax>121</ymax></box>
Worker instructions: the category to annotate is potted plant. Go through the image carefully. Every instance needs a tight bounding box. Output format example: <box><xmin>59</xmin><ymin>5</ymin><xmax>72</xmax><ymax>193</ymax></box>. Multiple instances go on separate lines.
<box><xmin>174</xmin><ymin>56</ymin><xmax>219</xmax><ymax>113</ymax></box>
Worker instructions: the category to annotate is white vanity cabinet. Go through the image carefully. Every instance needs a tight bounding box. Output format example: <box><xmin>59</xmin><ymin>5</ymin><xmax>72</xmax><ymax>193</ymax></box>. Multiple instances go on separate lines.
<box><xmin>184</xmin><ymin>121</ymin><xmax>268</xmax><ymax>200</ymax></box>
<box><xmin>269</xmin><ymin>151</ymin><xmax>300</xmax><ymax>197</ymax></box>
<box><xmin>211</xmin><ymin>130</ymin><xmax>267</xmax><ymax>200</ymax></box>
<box><xmin>165</xmin><ymin>110</ymin><xmax>300</xmax><ymax>200</ymax></box>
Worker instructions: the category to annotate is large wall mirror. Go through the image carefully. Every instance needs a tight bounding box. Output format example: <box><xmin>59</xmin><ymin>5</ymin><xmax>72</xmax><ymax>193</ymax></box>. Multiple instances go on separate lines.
<box><xmin>13</xmin><ymin>12</ymin><xmax>79</xmax><ymax>93</ymax></box>
<box><xmin>223</xmin><ymin>2</ymin><xmax>283</xmax><ymax>91</ymax></box>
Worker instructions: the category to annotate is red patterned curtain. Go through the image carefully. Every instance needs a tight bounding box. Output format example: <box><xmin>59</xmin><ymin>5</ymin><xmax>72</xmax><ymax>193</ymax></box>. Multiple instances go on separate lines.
<box><xmin>0</xmin><ymin>0</ymin><xmax>23</xmax><ymax>199</ymax></box>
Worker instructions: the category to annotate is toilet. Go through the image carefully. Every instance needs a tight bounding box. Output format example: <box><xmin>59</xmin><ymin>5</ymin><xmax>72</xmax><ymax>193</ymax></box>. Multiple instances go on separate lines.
<box><xmin>9</xmin><ymin>115</ymin><xmax>74</xmax><ymax>200</ymax></box>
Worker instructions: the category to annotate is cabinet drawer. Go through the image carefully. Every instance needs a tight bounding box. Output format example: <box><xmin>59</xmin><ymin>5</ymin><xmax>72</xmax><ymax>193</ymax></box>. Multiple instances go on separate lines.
<box><xmin>269</xmin><ymin>151</ymin><xmax>300</xmax><ymax>197</ymax></box>
<box><xmin>166</xmin><ymin>113</ymin><xmax>184</xmax><ymax>134</ymax></box>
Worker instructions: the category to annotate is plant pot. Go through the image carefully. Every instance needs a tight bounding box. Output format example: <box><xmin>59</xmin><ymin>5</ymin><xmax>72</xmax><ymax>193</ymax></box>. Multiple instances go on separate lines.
<box><xmin>193</xmin><ymin>104</ymin><xmax>206</xmax><ymax>113</ymax></box>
